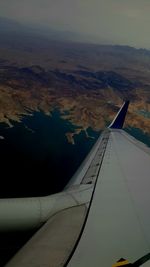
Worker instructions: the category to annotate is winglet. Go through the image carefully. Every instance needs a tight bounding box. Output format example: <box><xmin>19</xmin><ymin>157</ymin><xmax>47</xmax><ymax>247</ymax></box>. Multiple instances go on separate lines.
<box><xmin>108</xmin><ymin>101</ymin><xmax>129</xmax><ymax>129</ymax></box>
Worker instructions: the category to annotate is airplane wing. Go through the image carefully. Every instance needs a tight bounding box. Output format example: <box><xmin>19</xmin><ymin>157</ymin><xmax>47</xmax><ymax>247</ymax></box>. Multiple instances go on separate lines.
<box><xmin>3</xmin><ymin>101</ymin><xmax>150</xmax><ymax>267</ymax></box>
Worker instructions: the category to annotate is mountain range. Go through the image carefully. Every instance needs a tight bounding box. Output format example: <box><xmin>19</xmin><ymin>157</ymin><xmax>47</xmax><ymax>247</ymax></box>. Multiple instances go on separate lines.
<box><xmin>0</xmin><ymin>17</ymin><xmax>150</xmax><ymax>142</ymax></box>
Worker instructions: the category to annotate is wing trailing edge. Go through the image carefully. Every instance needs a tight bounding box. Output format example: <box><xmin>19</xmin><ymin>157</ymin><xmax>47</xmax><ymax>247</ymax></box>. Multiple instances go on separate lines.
<box><xmin>109</xmin><ymin>101</ymin><xmax>129</xmax><ymax>129</ymax></box>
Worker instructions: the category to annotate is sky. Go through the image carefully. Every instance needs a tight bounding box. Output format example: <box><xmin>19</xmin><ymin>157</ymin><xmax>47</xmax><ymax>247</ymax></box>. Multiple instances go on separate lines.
<box><xmin>0</xmin><ymin>0</ymin><xmax>150</xmax><ymax>48</ymax></box>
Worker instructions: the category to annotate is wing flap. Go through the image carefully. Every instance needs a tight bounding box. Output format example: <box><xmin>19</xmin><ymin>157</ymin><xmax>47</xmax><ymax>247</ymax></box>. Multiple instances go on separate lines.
<box><xmin>5</xmin><ymin>205</ymin><xmax>87</xmax><ymax>267</ymax></box>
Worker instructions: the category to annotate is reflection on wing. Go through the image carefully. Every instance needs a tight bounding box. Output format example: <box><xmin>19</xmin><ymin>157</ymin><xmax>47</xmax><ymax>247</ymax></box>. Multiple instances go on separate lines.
<box><xmin>4</xmin><ymin>101</ymin><xmax>150</xmax><ymax>267</ymax></box>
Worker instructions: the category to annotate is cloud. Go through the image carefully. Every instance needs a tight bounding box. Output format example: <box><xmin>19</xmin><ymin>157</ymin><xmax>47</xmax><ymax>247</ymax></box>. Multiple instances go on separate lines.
<box><xmin>0</xmin><ymin>0</ymin><xmax>150</xmax><ymax>48</ymax></box>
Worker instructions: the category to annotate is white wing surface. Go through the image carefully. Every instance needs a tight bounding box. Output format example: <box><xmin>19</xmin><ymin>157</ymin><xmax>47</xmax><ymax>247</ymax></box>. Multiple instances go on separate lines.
<box><xmin>3</xmin><ymin>101</ymin><xmax>150</xmax><ymax>267</ymax></box>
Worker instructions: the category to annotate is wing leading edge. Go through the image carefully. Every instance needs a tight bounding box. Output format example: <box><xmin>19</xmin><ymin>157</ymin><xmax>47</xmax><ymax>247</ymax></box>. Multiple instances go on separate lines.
<box><xmin>4</xmin><ymin>101</ymin><xmax>150</xmax><ymax>267</ymax></box>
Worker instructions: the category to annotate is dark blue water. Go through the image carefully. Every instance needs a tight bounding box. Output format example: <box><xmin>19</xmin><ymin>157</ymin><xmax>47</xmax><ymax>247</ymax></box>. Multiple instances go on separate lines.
<box><xmin>125</xmin><ymin>127</ymin><xmax>150</xmax><ymax>147</ymax></box>
<box><xmin>0</xmin><ymin>110</ymin><xmax>100</xmax><ymax>266</ymax></box>
<box><xmin>0</xmin><ymin>110</ymin><xmax>99</xmax><ymax>198</ymax></box>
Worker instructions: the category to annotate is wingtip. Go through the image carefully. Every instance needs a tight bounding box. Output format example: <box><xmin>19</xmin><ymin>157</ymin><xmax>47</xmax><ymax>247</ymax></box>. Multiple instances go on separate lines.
<box><xmin>109</xmin><ymin>100</ymin><xmax>130</xmax><ymax>129</ymax></box>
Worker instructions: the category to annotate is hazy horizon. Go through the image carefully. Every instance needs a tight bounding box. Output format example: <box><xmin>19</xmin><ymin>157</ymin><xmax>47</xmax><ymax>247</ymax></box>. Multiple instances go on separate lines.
<box><xmin>0</xmin><ymin>1</ymin><xmax>150</xmax><ymax>49</ymax></box>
